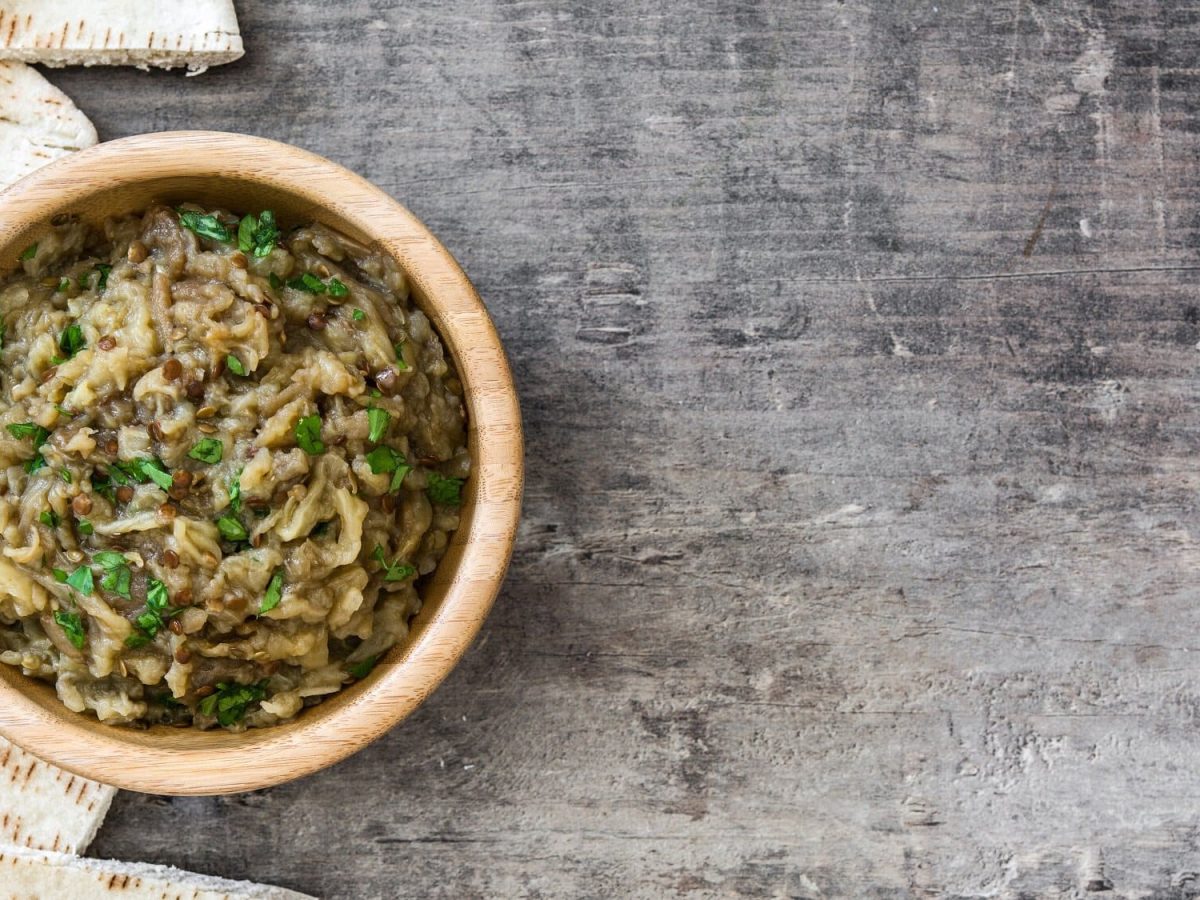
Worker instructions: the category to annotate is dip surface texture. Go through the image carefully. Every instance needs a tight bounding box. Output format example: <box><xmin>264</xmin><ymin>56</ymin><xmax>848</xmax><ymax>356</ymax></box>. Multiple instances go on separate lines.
<box><xmin>0</xmin><ymin>206</ymin><xmax>468</xmax><ymax>730</ymax></box>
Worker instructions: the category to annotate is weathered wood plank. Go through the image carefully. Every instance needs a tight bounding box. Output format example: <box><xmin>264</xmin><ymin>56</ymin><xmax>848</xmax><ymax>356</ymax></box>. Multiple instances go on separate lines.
<box><xmin>45</xmin><ymin>0</ymin><xmax>1200</xmax><ymax>896</ymax></box>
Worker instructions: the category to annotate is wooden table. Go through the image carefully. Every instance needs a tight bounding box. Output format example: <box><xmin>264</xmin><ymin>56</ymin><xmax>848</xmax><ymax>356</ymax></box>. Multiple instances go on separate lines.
<box><xmin>56</xmin><ymin>1</ymin><xmax>1200</xmax><ymax>896</ymax></box>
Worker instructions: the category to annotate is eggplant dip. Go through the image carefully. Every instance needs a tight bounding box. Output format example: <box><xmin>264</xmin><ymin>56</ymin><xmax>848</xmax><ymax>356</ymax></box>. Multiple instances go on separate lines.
<box><xmin>0</xmin><ymin>205</ymin><xmax>468</xmax><ymax>730</ymax></box>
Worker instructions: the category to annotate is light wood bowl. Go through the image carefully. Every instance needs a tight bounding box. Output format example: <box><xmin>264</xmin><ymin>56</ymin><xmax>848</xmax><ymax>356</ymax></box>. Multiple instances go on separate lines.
<box><xmin>0</xmin><ymin>132</ymin><xmax>523</xmax><ymax>795</ymax></box>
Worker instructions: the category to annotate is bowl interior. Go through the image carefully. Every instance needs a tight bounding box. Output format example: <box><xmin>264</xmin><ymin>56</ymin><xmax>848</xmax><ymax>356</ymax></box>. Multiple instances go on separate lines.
<box><xmin>0</xmin><ymin>134</ymin><xmax>522</xmax><ymax>792</ymax></box>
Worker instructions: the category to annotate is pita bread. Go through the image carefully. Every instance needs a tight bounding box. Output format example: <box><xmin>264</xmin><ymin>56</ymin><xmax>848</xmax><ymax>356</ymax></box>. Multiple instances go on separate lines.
<box><xmin>0</xmin><ymin>847</ymin><xmax>316</xmax><ymax>899</ymax></box>
<box><xmin>0</xmin><ymin>0</ymin><xmax>244</xmax><ymax>73</ymax></box>
<box><xmin>0</xmin><ymin>736</ymin><xmax>115</xmax><ymax>854</ymax></box>
<box><xmin>0</xmin><ymin>61</ymin><xmax>98</xmax><ymax>191</ymax></box>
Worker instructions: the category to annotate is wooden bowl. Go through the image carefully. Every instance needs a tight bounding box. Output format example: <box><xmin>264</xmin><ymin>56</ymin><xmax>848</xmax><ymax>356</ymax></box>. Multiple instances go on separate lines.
<box><xmin>0</xmin><ymin>132</ymin><xmax>523</xmax><ymax>795</ymax></box>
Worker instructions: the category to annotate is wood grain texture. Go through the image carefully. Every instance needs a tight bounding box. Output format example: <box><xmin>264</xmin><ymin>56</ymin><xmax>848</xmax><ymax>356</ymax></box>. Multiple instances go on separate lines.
<box><xmin>0</xmin><ymin>133</ymin><xmax>522</xmax><ymax>796</ymax></box>
<box><xmin>38</xmin><ymin>0</ymin><xmax>1200</xmax><ymax>895</ymax></box>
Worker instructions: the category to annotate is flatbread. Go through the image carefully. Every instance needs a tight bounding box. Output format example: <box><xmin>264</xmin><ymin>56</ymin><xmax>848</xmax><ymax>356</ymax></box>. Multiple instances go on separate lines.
<box><xmin>0</xmin><ymin>736</ymin><xmax>115</xmax><ymax>854</ymax></box>
<box><xmin>0</xmin><ymin>0</ymin><xmax>244</xmax><ymax>73</ymax></box>
<box><xmin>0</xmin><ymin>60</ymin><xmax>97</xmax><ymax>192</ymax></box>
<box><xmin>0</xmin><ymin>847</ymin><xmax>316</xmax><ymax>899</ymax></box>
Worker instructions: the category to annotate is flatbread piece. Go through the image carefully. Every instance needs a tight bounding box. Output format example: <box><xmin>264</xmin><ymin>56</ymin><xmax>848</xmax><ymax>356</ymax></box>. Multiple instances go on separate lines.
<box><xmin>0</xmin><ymin>60</ymin><xmax>98</xmax><ymax>192</ymax></box>
<box><xmin>0</xmin><ymin>736</ymin><xmax>115</xmax><ymax>854</ymax></box>
<box><xmin>0</xmin><ymin>846</ymin><xmax>316</xmax><ymax>899</ymax></box>
<box><xmin>0</xmin><ymin>0</ymin><xmax>244</xmax><ymax>72</ymax></box>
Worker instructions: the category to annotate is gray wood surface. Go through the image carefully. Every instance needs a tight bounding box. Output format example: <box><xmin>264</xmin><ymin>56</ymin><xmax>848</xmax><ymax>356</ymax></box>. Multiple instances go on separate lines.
<box><xmin>41</xmin><ymin>0</ymin><xmax>1200</xmax><ymax>896</ymax></box>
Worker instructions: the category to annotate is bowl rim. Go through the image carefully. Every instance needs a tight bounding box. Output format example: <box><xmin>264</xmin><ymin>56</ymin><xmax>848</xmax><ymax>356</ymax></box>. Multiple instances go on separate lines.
<box><xmin>0</xmin><ymin>131</ymin><xmax>523</xmax><ymax>794</ymax></box>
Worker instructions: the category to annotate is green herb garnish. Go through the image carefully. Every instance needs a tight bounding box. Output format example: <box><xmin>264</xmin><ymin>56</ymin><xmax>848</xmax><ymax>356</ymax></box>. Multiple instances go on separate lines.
<box><xmin>57</xmin><ymin>278</ymin><xmax>70</xmax><ymax>293</ymax></box>
<box><xmin>198</xmin><ymin>680</ymin><xmax>268</xmax><ymax>726</ymax></box>
<box><xmin>138</xmin><ymin>458</ymin><xmax>173</xmax><ymax>491</ymax></box>
<box><xmin>329</xmin><ymin>279</ymin><xmax>350</xmax><ymax>299</ymax></box>
<box><xmin>39</xmin><ymin>509</ymin><xmax>59</xmax><ymax>528</ymax></box>
<box><xmin>347</xmin><ymin>655</ymin><xmax>380</xmax><ymax>680</ymax></box>
<box><xmin>229</xmin><ymin>469</ymin><xmax>242</xmax><ymax>515</ymax></box>
<box><xmin>7</xmin><ymin>423</ymin><xmax>49</xmax><ymax>444</ymax></box>
<box><xmin>52</xmin><ymin>568</ymin><xmax>68</xmax><ymax>583</ymax></box>
<box><xmin>178</xmin><ymin>210</ymin><xmax>232</xmax><ymax>243</ymax></box>
<box><xmin>427</xmin><ymin>473</ymin><xmax>465</xmax><ymax>506</ymax></box>
<box><xmin>372</xmin><ymin>545</ymin><xmax>416</xmax><ymax>582</ymax></box>
<box><xmin>94</xmin><ymin>551</ymin><xmax>132</xmax><ymax>599</ymax></box>
<box><xmin>18</xmin><ymin>244</ymin><xmax>36</xmax><ymax>262</ymax></box>
<box><xmin>126</xmin><ymin>578</ymin><xmax>172</xmax><ymax>646</ymax></box>
<box><xmin>9</xmin><ymin>423</ymin><xmax>51</xmax><ymax>474</ymax></box>
<box><xmin>351</xmin><ymin>307</ymin><xmax>365</xmax><ymax>321</ymax></box>
<box><xmin>58</xmin><ymin>323</ymin><xmax>85</xmax><ymax>359</ymax></box>
<box><xmin>76</xmin><ymin>518</ymin><xmax>93</xmax><ymax>536</ymax></box>
<box><xmin>295</xmin><ymin>414</ymin><xmax>325</xmax><ymax>455</ymax></box>
<box><xmin>394</xmin><ymin>340</ymin><xmax>410</xmax><ymax>371</ymax></box>
<box><xmin>53</xmin><ymin>611</ymin><xmax>85</xmax><ymax>649</ymax></box>
<box><xmin>216</xmin><ymin>514</ymin><xmax>249</xmax><ymax>542</ymax></box>
<box><xmin>238</xmin><ymin>210</ymin><xmax>279</xmax><ymax>258</ymax></box>
<box><xmin>365</xmin><ymin>446</ymin><xmax>411</xmax><ymax>492</ymax></box>
<box><xmin>367</xmin><ymin>407</ymin><xmax>389</xmax><ymax>443</ymax></box>
<box><xmin>288</xmin><ymin>272</ymin><xmax>328</xmax><ymax>294</ymax></box>
<box><xmin>269</xmin><ymin>272</ymin><xmax>284</xmax><ymax>291</ymax></box>
<box><xmin>188</xmin><ymin>438</ymin><xmax>223</xmax><ymax>464</ymax></box>
<box><xmin>94</xmin><ymin>264</ymin><xmax>112</xmax><ymax>291</ymax></box>
<box><xmin>226</xmin><ymin>354</ymin><xmax>247</xmax><ymax>376</ymax></box>
<box><xmin>65</xmin><ymin>565</ymin><xmax>93</xmax><ymax>595</ymax></box>
<box><xmin>260</xmin><ymin>569</ymin><xmax>283</xmax><ymax>614</ymax></box>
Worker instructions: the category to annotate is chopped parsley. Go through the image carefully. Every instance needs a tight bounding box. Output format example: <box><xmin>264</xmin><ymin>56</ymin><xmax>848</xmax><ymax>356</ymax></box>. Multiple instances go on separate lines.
<box><xmin>90</xmin><ymin>471</ymin><xmax>114</xmax><ymax>502</ymax></box>
<box><xmin>288</xmin><ymin>272</ymin><xmax>328</xmax><ymax>294</ymax></box>
<box><xmin>39</xmin><ymin>509</ymin><xmax>59</xmax><ymax>528</ymax></box>
<box><xmin>229</xmin><ymin>469</ymin><xmax>242</xmax><ymax>515</ymax></box>
<box><xmin>347</xmin><ymin>655</ymin><xmax>380</xmax><ymax>680</ymax></box>
<box><xmin>94</xmin><ymin>551</ymin><xmax>132</xmax><ymax>599</ymax></box>
<box><xmin>178</xmin><ymin>210</ymin><xmax>232</xmax><ymax>243</ymax></box>
<box><xmin>57</xmin><ymin>278</ymin><xmax>71</xmax><ymax>293</ymax></box>
<box><xmin>394</xmin><ymin>340</ymin><xmax>410</xmax><ymax>371</ymax></box>
<box><xmin>237</xmin><ymin>210</ymin><xmax>278</xmax><ymax>258</ymax></box>
<box><xmin>126</xmin><ymin>578</ymin><xmax>172</xmax><ymax>646</ymax></box>
<box><xmin>351</xmin><ymin>307</ymin><xmax>365</xmax><ymax>321</ymax></box>
<box><xmin>198</xmin><ymin>680</ymin><xmax>268</xmax><ymax>726</ymax></box>
<box><xmin>8</xmin><ymin>423</ymin><xmax>51</xmax><ymax>474</ymax></box>
<box><xmin>367</xmin><ymin>407</ymin><xmax>389</xmax><ymax>443</ymax></box>
<box><xmin>269</xmin><ymin>272</ymin><xmax>284</xmax><ymax>291</ymax></box>
<box><xmin>138</xmin><ymin>458</ymin><xmax>174</xmax><ymax>491</ymax></box>
<box><xmin>188</xmin><ymin>438</ymin><xmax>223</xmax><ymax>464</ymax></box>
<box><xmin>58</xmin><ymin>323</ymin><xmax>85</xmax><ymax>359</ymax></box>
<box><xmin>51</xmin><ymin>568</ymin><xmax>68</xmax><ymax>583</ymax></box>
<box><xmin>59</xmin><ymin>468</ymin><xmax>71</xmax><ymax>483</ymax></box>
<box><xmin>19</xmin><ymin>243</ymin><xmax>37</xmax><ymax>262</ymax></box>
<box><xmin>216</xmin><ymin>514</ymin><xmax>249</xmax><ymax>542</ymax></box>
<box><xmin>94</xmin><ymin>264</ymin><xmax>112</xmax><ymax>291</ymax></box>
<box><xmin>427</xmin><ymin>473</ymin><xmax>465</xmax><ymax>506</ymax></box>
<box><xmin>55</xmin><ymin>404</ymin><xmax>74</xmax><ymax>418</ymax></box>
<box><xmin>53</xmin><ymin>611</ymin><xmax>85</xmax><ymax>649</ymax></box>
<box><xmin>260</xmin><ymin>569</ymin><xmax>283</xmax><ymax>614</ymax></box>
<box><xmin>65</xmin><ymin>565</ymin><xmax>93</xmax><ymax>595</ymax></box>
<box><xmin>295</xmin><ymin>414</ymin><xmax>325</xmax><ymax>455</ymax></box>
<box><xmin>226</xmin><ymin>354</ymin><xmax>247</xmax><ymax>376</ymax></box>
<box><xmin>365</xmin><ymin>446</ymin><xmax>411</xmax><ymax>492</ymax></box>
<box><xmin>76</xmin><ymin>518</ymin><xmax>94</xmax><ymax>536</ymax></box>
<box><xmin>372</xmin><ymin>545</ymin><xmax>416</xmax><ymax>582</ymax></box>
<box><xmin>329</xmin><ymin>279</ymin><xmax>349</xmax><ymax>298</ymax></box>
<box><xmin>7</xmin><ymin>423</ymin><xmax>49</xmax><ymax>444</ymax></box>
